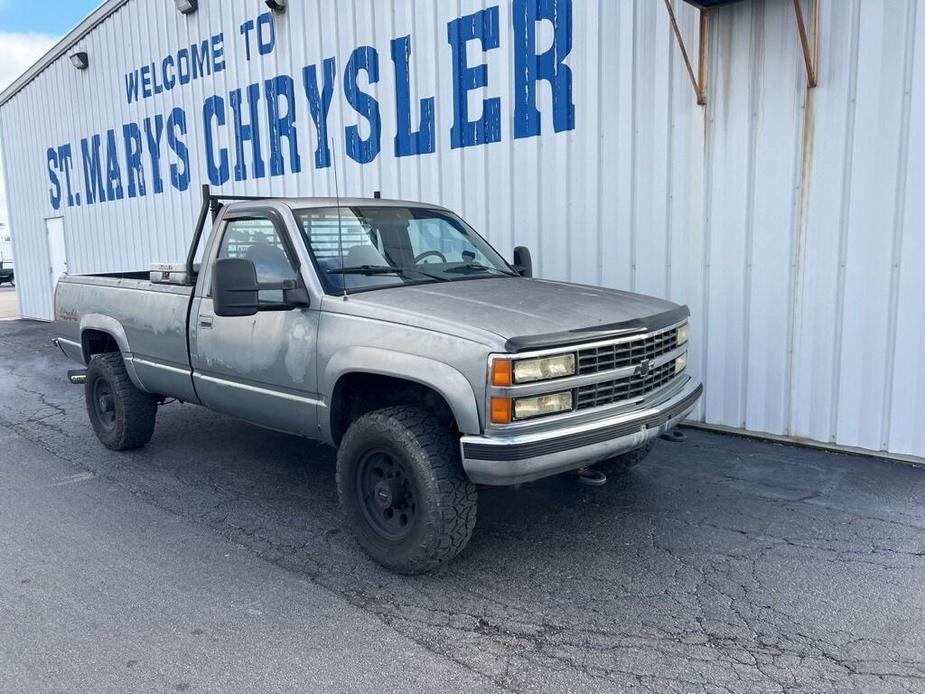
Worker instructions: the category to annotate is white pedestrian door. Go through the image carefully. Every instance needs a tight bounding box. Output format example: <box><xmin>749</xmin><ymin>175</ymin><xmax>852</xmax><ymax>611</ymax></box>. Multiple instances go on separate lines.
<box><xmin>45</xmin><ymin>217</ymin><xmax>67</xmax><ymax>295</ymax></box>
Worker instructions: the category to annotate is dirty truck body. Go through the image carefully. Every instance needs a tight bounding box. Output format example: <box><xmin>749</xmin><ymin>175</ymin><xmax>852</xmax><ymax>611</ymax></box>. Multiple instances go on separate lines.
<box><xmin>54</xmin><ymin>193</ymin><xmax>702</xmax><ymax>572</ymax></box>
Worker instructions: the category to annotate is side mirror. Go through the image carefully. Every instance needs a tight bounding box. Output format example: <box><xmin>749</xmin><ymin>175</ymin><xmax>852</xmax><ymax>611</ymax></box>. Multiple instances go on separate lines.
<box><xmin>281</xmin><ymin>280</ymin><xmax>310</xmax><ymax>307</ymax></box>
<box><xmin>213</xmin><ymin>258</ymin><xmax>259</xmax><ymax>317</ymax></box>
<box><xmin>513</xmin><ymin>246</ymin><xmax>533</xmax><ymax>278</ymax></box>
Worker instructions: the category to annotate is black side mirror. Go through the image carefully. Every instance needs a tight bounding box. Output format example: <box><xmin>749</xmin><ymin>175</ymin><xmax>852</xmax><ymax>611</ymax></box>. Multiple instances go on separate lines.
<box><xmin>213</xmin><ymin>258</ymin><xmax>259</xmax><ymax>317</ymax></box>
<box><xmin>513</xmin><ymin>246</ymin><xmax>533</xmax><ymax>278</ymax></box>
<box><xmin>281</xmin><ymin>280</ymin><xmax>310</xmax><ymax>307</ymax></box>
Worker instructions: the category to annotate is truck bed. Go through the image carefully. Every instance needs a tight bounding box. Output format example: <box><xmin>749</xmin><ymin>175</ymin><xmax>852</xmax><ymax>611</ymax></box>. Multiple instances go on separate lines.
<box><xmin>55</xmin><ymin>273</ymin><xmax>199</xmax><ymax>403</ymax></box>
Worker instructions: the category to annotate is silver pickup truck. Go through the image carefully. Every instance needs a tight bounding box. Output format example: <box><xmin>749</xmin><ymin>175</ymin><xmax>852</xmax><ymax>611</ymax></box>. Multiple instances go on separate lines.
<box><xmin>54</xmin><ymin>188</ymin><xmax>702</xmax><ymax>573</ymax></box>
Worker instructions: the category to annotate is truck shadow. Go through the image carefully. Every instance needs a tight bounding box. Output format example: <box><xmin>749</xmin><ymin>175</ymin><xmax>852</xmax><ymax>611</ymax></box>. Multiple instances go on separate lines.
<box><xmin>143</xmin><ymin>399</ymin><xmax>703</xmax><ymax>582</ymax></box>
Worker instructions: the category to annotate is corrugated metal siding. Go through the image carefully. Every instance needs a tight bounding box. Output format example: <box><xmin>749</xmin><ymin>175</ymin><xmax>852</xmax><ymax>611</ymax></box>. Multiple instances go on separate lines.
<box><xmin>0</xmin><ymin>0</ymin><xmax>923</xmax><ymax>459</ymax></box>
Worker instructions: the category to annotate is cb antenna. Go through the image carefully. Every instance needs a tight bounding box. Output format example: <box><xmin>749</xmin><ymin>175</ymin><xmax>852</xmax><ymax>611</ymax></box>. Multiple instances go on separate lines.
<box><xmin>331</xmin><ymin>138</ymin><xmax>347</xmax><ymax>300</ymax></box>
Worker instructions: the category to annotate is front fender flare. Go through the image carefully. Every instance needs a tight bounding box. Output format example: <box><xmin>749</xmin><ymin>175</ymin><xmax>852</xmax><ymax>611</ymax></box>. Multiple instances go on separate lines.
<box><xmin>322</xmin><ymin>346</ymin><xmax>482</xmax><ymax>442</ymax></box>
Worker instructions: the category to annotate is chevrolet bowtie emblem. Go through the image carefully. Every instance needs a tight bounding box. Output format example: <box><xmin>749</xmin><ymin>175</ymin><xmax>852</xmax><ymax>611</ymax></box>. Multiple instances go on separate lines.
<box><xmin>635</xmin><ymin>360</ymin><xmax>655</xmax><ymax>377</ymax></box>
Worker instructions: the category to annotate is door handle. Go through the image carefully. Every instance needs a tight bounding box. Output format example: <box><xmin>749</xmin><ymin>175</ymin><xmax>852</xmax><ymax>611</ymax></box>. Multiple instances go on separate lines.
<box><xmin>199</xmin><ymin>315</ymin><xmax>214</xmax><ymax>329</ymax></box>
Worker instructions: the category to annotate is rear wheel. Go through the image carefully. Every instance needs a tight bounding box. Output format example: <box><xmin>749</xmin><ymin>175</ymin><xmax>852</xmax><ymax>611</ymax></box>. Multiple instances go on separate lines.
<box><xmin>85</xmin><ymin>352</ymin><xmax>157</xmax><ymax>450</ymax></box>
<box><xmin>336</xmin><ymin>406</ymin><xmax>477</xmax><ymax>574</ymax></box>
<box><xmin>595</xmin><ymin>440</ymin><xmax>656</xmax><ymax>477</ymax></box>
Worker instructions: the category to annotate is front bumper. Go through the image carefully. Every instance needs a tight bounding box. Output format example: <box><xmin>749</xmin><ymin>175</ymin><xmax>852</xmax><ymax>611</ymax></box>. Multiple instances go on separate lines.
<box><xmin>460</xmin><ymin>377</ymin><xmax>703</xmax><ymax>485</ymax></box>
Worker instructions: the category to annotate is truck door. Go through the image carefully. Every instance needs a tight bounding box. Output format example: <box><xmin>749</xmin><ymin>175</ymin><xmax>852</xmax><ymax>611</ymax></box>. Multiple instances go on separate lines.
<box><xmin>189</xmin><ymin>212</ymin><xmax>320</xmax><ymax>437</ymax></box>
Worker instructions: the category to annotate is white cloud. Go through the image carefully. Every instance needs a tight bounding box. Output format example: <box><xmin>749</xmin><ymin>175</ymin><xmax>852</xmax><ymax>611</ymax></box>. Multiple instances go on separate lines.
<box><xmin>0</xmin><ymin>32</ymin><xmax>59</xmax><ymax>231</ymax></box>
<box><xmin>0</xmin><ymin>32</ymin><xmax>59</xmax><ymax>92</ymax></box>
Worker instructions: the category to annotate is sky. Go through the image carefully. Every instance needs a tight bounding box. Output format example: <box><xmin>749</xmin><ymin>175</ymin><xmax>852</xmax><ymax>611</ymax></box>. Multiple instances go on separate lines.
<box><xmin>0</xmin><ymin>0</ymin><xmax>100</xmax><ymax>235</ymax></box>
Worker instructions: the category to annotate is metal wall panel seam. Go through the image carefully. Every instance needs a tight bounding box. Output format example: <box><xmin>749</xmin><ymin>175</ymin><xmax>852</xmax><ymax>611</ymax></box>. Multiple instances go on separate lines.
<box><xmin>84</xmin><ymin>21</ymin><xmax>104</xmax><ymax>272</ymax></box>
<box><xmin>838</xmin><ymin>1</ymin><xmax>906</xmax><ymax>450</ymax></box>
<box><xmin>829</xmin><ymin>0</ymin><xmax>862</xmax><ymax>443</ymax></box>
<box><xmin>411</xmin><ymin>0</ymin><xmax>425</xmax><ymax>206</ymax></box>
<box><xmin>881</xmin><ymin>0</ymin><xmax>918</xmax><ymax>451</ymax></box>
<box><xmin>69</xmin><ymin>28</ymin><xmax>85</xmax><ymax>274</ymax></box>
<box><xmin>697</xmin><ymin>4</ymin><xmax>716</xmax><ymax>424</ymax></box>
<box><xmin>119</xmin><ymin>8</ymin><xmax>139</xmax><ymax>269</ymax></box>
<box><xmin>784</xmin><ymin>1</ymin><xmax>815</xmax><ymax>438</ymax></box>
<box><xmin>784</xmin><ymin>87</ymin><xmax>810</xmax><ymax>439</ymax></box>
<box><xmin>271</xmin><ymin>0</ymin><xmax>286</xmax><ymax>200</ymax></box>
<box><xmin>9</xmin><ymin>90</ymin><xmax>26</xmax><ymax>313</ymax></box>
<box><xmin>674</xmin><ymin>4</ymin><xmax>708</xmax><ymax>423</ymax></box>
<box><xmin>889</xmin><ymin>0</ymin><xmax>925</xmax><ymax>456</ymax></box>
<box><xmin>664</xmin><ymin>5</ymin><xmax>675</xmax><ymax>301</ymax></box>
<box><xmin>359</xmin><ymin>0</ymin><xmax>377</xmax><ymax>203</ymax></box>
<box><xmin>25</xmin><ymin>80</ymin><xmax>48</xmax><ymax>318</ymax></box>
<box><xmin>631</xmin><ymin>0</ymin><xmax>642</xmax><ymax>293</ymax></box>
<box><xmin>740</xmin><ymin>3</ymin><xmax>761</xmax><ymax>430</ymax></box>
<box><xmin>594</xmin><ymin>0</ymin><xmax>605</xmax><ymax>287</ymax></box>
<box><xmin>0</xmin><ymin>125</ymin><xmax>21</xmax><ymax>316</ymax></box>
<box><xmin>483</xmin><ymin>0</ymin><xmax>497</xmax><ymax>263</ymax></box>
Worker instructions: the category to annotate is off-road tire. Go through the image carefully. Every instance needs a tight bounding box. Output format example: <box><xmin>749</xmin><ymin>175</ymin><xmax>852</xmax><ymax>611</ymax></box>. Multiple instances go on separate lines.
<box><xmin>595</xmin><ymin>440</ymin><xmax>656</xmax><ymax>477</ymax></box>
<box><xmin>336</xmin><ymin>406</ymin><xmax>477</xmax><ymax>574</ymax></box>
<box><xmin>85</xmin><ymin>352</ymin><xmax>157</xmax><ymax>450</ymax></box>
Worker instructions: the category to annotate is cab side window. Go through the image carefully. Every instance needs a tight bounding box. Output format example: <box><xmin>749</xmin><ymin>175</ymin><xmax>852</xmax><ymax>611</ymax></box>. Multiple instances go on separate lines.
<box><xmin>218</xmin><ymin>218</ymin><xmax>298</xmax><ymax>303</ymax></box>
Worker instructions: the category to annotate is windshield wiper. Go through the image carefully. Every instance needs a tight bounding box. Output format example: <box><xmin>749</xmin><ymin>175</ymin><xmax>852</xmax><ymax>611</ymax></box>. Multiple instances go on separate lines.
<box><xmin>442</xmin><ymin>263</ymin><xmax>517</xmax><ymax>277</ymax></box>
<box><xmin>328</xmin><ymin>265</ymin><xmax>403</xmax><ymax>276</ymax></box>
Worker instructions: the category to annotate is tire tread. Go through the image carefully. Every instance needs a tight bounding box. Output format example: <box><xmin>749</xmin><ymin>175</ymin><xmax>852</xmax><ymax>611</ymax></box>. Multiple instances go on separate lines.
<box><xmin>337</xmin><ymin>406</ymin><xmax>476</xmax><ymax>573</ymax></box>
<box><xmin>86</xmin><ymin>352</ymin><xmax>157</xmax><ymax>451</ymax></box>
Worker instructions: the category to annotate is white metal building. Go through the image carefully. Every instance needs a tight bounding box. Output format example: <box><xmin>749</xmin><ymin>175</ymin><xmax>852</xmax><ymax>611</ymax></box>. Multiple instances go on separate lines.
<box><xmin>0</xmin><ymin>0</ymin><xmax>923</xmax><ymax>461</ymax></box>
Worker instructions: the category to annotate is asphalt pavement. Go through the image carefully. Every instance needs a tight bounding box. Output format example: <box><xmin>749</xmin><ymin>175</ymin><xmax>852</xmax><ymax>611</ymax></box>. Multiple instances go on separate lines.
<box><xmin>1</xmin><ymin>319</ymin><xmax>923</xmax><ymax>693</ymax></box>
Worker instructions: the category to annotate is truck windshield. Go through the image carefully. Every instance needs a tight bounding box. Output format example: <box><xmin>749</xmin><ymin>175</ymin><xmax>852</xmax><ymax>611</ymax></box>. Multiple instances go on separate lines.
<box><xmin>295</xmin><ymin>206</ymin><xmax>518</xmax><ymax>294</ymax></box>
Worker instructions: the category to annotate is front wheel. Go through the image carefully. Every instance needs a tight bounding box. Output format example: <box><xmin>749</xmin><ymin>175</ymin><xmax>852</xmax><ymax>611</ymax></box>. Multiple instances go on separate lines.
<box><xmin>336</xmin><ymin>406</ymin><xmax>477</xmax><ymax>574</ymax></box>
<box><xmin>85</xmin><ymin>352</ymin><xmax>157</xmax><ymax>450</ymax></box>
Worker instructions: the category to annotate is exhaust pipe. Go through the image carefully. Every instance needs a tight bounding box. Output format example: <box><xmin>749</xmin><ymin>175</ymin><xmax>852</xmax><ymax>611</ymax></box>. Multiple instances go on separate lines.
<box><xmin>68</xmin><ymin>369</ymin><xmax>87</xmax><ymax>385</ymax></box>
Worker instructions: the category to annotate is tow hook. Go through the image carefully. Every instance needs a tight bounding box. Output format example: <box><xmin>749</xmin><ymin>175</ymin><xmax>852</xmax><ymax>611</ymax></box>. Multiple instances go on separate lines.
<box><xmin>67</xmin><ymin>369</ymin><xmax>87</xmax><ymax>385</ymax></box>
<box><xmin>575</xmin><ymin>467</ymin><xmax>607</xmax><ymax>487</ymax></box>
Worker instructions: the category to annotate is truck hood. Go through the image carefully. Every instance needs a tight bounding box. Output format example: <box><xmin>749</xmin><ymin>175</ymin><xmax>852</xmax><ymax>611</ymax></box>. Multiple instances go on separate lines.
<box><xmin>337</xmin><ymin>277</ymin><xmax>686</xmax><ymax>351</ymax></box>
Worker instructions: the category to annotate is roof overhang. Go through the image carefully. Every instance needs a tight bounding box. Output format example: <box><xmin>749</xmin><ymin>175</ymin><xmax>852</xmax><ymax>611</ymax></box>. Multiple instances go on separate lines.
<box><xmin>0</xmin><ymin>0</ymin><xmax>129</xmax><ymax>108</ymax></box>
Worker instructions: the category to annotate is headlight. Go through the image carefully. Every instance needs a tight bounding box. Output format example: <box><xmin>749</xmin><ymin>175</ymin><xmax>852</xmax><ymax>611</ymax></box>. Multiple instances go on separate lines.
<box><xmin>675</xmin><ymin>352</ymin><xmax>688</xmax><ymax>375</ymax></box>
<box><xmin>676</xmin><ymin>322</ymin><xmax>690</xmax><ymax>346</ymax></box>
<box><xmin>513</xmin><ymin>391</ymin><xmax>573</xmax><ymax>420</ymax></box>
<box><xmin>513</xmin><ymin>354</ymin><xmax>575</xmax><ymax>383</ymax></box>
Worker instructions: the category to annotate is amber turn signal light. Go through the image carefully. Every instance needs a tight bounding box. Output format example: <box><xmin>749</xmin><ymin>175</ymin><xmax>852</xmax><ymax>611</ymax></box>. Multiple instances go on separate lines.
<box><xmin>491</xmin><ymin>359</ymin><xmax>513</xmax><ymax>386</ymax></box>
<box><xmin>490</xmin><ymin>397</ymin><xmax>513</xmax><ymax>424</ymax></box>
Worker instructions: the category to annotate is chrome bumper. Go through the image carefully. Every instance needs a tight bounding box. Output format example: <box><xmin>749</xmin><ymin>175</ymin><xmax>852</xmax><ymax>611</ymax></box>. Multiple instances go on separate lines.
<box><xmin>460</xmin><ymin>378</ymin><xmax>703</xmax><ymax>486</ymax></box>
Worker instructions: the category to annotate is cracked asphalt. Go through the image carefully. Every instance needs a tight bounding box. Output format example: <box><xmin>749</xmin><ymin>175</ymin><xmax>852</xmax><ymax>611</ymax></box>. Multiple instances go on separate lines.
<box><xmin>1</xmin><ymin>319</ymin><xmax>924</xmax><ymax>693</ymax></box>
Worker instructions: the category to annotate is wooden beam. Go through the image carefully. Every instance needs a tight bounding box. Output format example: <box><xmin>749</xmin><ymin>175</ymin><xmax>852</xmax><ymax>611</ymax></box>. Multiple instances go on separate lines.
<box><xmin>793</xmin><ymin>0</ymin><xmax>819</xmax><ymax>88</ymax></box>
<box><xmin>664</xmin><ymin>0</ymin><xmax>708</xmax><ymax>105</ymax></box>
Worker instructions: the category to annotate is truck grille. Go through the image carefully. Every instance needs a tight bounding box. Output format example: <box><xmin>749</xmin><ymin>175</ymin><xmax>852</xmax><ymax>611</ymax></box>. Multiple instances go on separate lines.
<box><xmin>577</xmin><ymin>328</ymin><xmax>679</xmax><ymax>375</ymax></box>
<box><xmin>576</xmin><ymin>359</ymin><xmax>678</xmax><ymax>410</ymax></box>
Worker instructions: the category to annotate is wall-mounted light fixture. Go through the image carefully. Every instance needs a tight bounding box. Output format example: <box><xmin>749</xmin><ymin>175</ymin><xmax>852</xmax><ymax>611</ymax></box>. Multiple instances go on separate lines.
<box><xmin>265</xmin><ymin>0</ymin><xmax>287</xmax><ymax>12</ymax></box>
<box><xmin>174</xmin><ymin>0</ymin><xmax>198</xmax><ymax>14</ymax></box>
<box><xmin>70</xmin><ymin>52</ymin><xmax>89</xmax><ymax>70</ymax></box>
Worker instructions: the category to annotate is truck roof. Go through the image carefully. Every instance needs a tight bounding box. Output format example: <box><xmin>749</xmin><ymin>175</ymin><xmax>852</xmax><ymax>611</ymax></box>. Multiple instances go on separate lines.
<box><xmin>222</xmin><ymin>197</ymin><xmax>448</xmax><ymax>213</ymax></box>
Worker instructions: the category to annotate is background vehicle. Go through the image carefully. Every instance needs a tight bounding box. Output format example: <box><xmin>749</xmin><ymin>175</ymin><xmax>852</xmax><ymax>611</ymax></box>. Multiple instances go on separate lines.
<box><xmin>53</xmin><ymin>188</ymin><xmax>702</xmax><ymax>573</ymax></box>
<box><xmin>0</xmin><ymin>261</ymin><xmax>13</xmax><ymax>286</ymax></box>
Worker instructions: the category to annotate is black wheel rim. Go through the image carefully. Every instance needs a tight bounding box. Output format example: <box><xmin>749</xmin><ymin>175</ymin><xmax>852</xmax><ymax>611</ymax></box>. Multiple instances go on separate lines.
<box><xmin>355</xmin><ymin>449</ymin><xmax>418</xmax><ymax>541</ymax></box>
<box><xmin>92</xmin><ymin>378</ymin><xmax>116</xmax><ymax>431</ymax></box>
